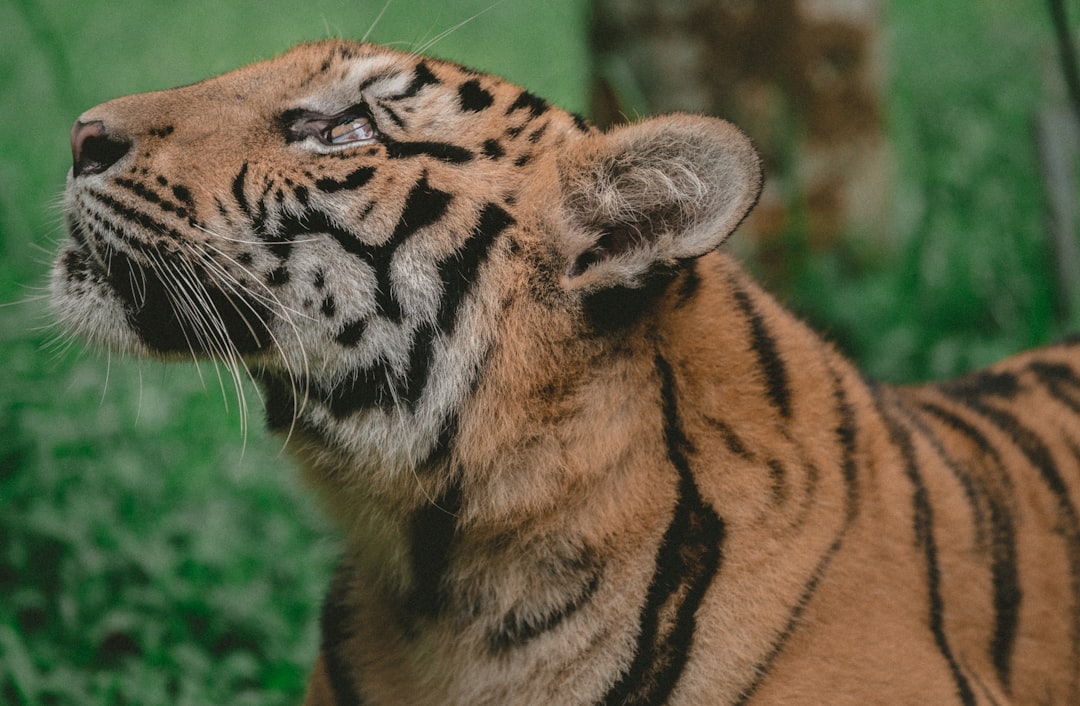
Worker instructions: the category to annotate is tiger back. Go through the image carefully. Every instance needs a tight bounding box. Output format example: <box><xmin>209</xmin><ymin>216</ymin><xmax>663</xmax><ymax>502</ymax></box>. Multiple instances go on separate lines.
<box><xmin>50</xmin><ymin>40</ymin><xmax>1080</xmax><ymax>705</ymax></box>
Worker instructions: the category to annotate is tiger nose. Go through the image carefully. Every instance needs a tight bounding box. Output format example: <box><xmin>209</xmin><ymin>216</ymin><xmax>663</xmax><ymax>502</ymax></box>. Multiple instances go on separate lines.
<box><xmin>71</xmin><ymin>119</ymin><xmax>131</xmax><ymax>177</ymax></box>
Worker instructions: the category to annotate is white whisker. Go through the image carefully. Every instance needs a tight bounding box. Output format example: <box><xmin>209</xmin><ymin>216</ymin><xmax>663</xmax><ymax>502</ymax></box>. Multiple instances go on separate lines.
<box><xmin>191</xmin><ymin>238</ymin><xmax>315</xmax><ymax>428</ymax></box>
<box><xmin>362</xmin><ymin>0</ymin><xmax>395</xmax><ymax>43</ymax></box>
<box><xmin>413</xmin><ymin>1</ymin><xmax>505</xmax><ymax>55</ymax></box>
<box><xmin>193</xmin><ymin>222</ymin><xmax>320</xmax><ymax>247</ymax></box>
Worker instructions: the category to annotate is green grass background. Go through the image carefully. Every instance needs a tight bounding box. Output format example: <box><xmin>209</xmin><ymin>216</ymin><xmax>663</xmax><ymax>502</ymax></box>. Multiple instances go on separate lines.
<box><xmin>0</xmin><ymin>1</ymin><xmax>1075</xmax><ymax>704</ymax></box>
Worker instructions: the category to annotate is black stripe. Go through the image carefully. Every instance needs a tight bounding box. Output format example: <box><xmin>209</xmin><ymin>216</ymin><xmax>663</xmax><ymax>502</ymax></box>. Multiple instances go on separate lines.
<box><xmin>489</xmin><ymin>552</ymin><xmax>601</xmax><ymax>653</ymax></box>
<box><xmin>733</xmin><ymin>365</ymin><xmax>860</xmax><ymax>705</ymax></box>
<box><xmin>527</xmin><ymin>124</ymin><xmax>548</xmax><ymax>144</ymax></box>
<box><xmin>298</xmin><ymin>200</ymin><xmax>501</xmax><ymax>415</ymax></box>
<box><xmin>391</xmin><ymin>61</ymin><xmax>440</xmax><ymax>100</ymax></box>
<box><xmin>293</xmin><ymin>183</ymin><xmax>310</xmax><ymax>207</ymax></box>
<box><xmin>1031</xmin><ymin>361</ymin><xmax>1080</xmax><ymax>416</ymax></box>
<box><xmin>333</xmin><ymin>43</ymin><xmax>359</xmax><ymax>62</ymax></box>
<box><xmin>394</xmin><ymin>202</ymin><xmax>513</xmax><ymax>409</ymax></box>
<box><xmin>385</xmin><ymin>140</ymin><xmax>474</xmax><ymax>163</ymax></box>
<box><xmin>915</xmin><ymin>400</ymin><xmax>1020</xmax><ymax>689</ymax></box>
<box><xmin>391</xmin><ymin>174</ymin><xmax>454</xmax><ymax>243</ymax></box>
<box><xmin>170</xmin><ymin>184</ymin><xmax>193</xmax><ymax>207</ymax></box>
<box><xmin>939</xmin><ymin>386</ymin><xmax>1080</xmax><ymax>685</ymax></box>
<box><xmin>358</xmin><ymin>69</ymin><xmax>398</xmax><ymax>93</ymax></box>
<box><xmin>375</xmin><ymin>175</ymin><xmax>454</xmax><ymax>322</ymax></box>
<box><xmin>415</xmin><ymin>344</ymin><xmax>495</xmax><ymax>469</ymax></box>
<box><xmin>379</xmin><ymin>103</ymin><xmax>406</xmax><ymax>130</ymax></box>
<box><xmin>315</xmin><ymin>166</ymin><xmax>376</xmax><ymax>193</ymax></box>
<box><xmin>599</xmin><ymin>353</ymin><xmax>723</xmax><ymax>705</ymax></box>
<box><xmin>505</xmin><ymin>90</ymin><xmax>549</xmax><ymax>119</ymax></box>
<box><xmin>401</xmin><ymin>323</ymin><xmax>436</xmax><ymax>409</ymax></box>
<box><xmin>280</xmin><ymin>207</ymin><xmax>370</xmax><ymax>259</ymax></box>
<box><xmin>89</xmin><ymin>189</ymin><xmax>186</xmax><ymax>244</ymax></box>
<box><xmin>941</xmin><ymin>371</ymin><xmax>1021</xmax><ymax>400</ymax></box>
<box><xmin>322</xmin><ymin>358</ymin><xmax>397</xmax><ymax>416</ymax></box>
<box><xmin>702</xmin><ymin>415</ymin><xmax>753</xmax><ymax>460</ymax></box>
<box><xmin>232</xmin><ymin>162</ymin><xmax>251</xmax><ymax>217</ymax></box>
<box><xmin>435</xmin><ymin>202</ymin><xmax>513</xmax><ymax>335</ymax></box>
<box><xmin>114</xmin><ymin>177</ymin><xmax>192</xmax><ymax>221</ymax></box>
<box><xmin>583</xmin><ymin>268</ymin><xmax>678</xmax><ymax>332</ymax></box>
<box><xmin>766</xmin><ymin>459</ymin><xmax>787</xmax><ymax>503</ymax></box>
<box><xmin>405</xmin><ymin>477</ymin><xmax>462</xmax><ymax>622</ymax></box>
<box><xmin>490</xmin><ymin>575</ymin><xmax>599</xmax><ymax>653</ymax></box>
<box><xmin>728</xmin><ymin>276</ymin><xmax>792</xmax><ymax>419</ymax></box>
<box><xmin>874</xmin><ymin>389</ymin><xmax>977</xmax><ymax>706</ymax></box>
<box><xmin>258</xmin><ymin>371</ymin><xmax>299</xmax><ymax>433</ymax></box>
<box><xmin>282</xmin><ymin>360</ymin><xmax>400</xmax><ymax>418</ymax></box>
<box><xmin>419</xmin><ymin>410</ymin><xmax>460</xmax><ymax>468</ymax></box>
<box><xmin>266</xmin><ymin>265</ymin><xmax>289</xmax><ymax>286</ymax></box>
<box><xmin>674</xmin><ymin>260</ymin><xmax>701</xmax><ymax>308</ymax></box>
<box><xmin>279</xmin><ymin>176</ymin><xmax>452</xmax><ymax>328</ymax></box>
<box><xmin>251</xmin><ymin>180</ymin><xmax>275</xmax><ymax>248</ymax></box>
<box><xmin>572</xmin><ymin>112</ymin><xmax>592</xmax><ymax>132</ymax></box>
<box><xmin>320</xmin><ymin>560</ymin><xmax>366</xmax><ymax>706</ymax></box>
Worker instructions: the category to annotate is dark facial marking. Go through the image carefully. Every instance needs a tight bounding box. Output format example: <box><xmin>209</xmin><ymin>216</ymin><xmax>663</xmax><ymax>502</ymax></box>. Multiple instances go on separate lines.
<box><xmin>391</xmin><ymin>61</ymin><xmax>440</xmax><ymax>100</ymax></box>
<box><xmin>458</xmin><ymin>79</ymin><xmax>494</xmax><ymax>112</ymax></box>
<box><xmin>315</xmin><ymin>166</ymin><xmax>377</xmax><ymax>193</ymax></box>
<box><xmin>384</xmin><ymin>140</ymin><xmax>474</xmax><ymax>163</ymax></box>
<box><xmin>506</xmin><ymin>90</ymin><xmax>549</xmax><ymax>119</ymax></box>
<box><xmin>482</xmin><ymin>139</ymin><xmax>505</xmax><ymax>160</ymax></box>
<box><xmin>335</xmin><ymin>320</ymin><xmax>366</xmax><ymax>348</ymax></box>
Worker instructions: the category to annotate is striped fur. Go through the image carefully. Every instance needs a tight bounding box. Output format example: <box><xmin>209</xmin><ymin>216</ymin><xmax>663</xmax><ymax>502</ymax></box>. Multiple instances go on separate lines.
<box><xmin>51</xmin><ymin>41</ymin><xmax>1080</xmax><ymax>704</ymax></box>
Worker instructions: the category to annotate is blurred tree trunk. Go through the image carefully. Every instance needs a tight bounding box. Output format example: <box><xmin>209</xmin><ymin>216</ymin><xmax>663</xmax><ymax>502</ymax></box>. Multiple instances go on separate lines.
<box><xmin>589</xmin><ymin>0</ymin><xmax>889</xmax><ymax>274</ymax></box>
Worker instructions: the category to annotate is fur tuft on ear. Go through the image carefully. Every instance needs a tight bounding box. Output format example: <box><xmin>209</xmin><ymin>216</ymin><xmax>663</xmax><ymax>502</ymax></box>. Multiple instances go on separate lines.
<box><xmin>559</xmin><ymin>114</ymin><xmax>762</xmax><ymax>290</ymax></box>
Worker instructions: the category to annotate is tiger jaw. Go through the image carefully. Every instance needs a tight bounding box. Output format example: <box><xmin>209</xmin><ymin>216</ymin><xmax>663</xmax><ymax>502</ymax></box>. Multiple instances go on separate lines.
<box><xmin>55</xmin><ymin>213</ymin><xmax>275</xmax><ymax>358</ymax></box>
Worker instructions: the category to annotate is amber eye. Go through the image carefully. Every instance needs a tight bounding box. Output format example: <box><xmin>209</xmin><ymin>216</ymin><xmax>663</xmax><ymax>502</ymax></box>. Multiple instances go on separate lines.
<box><xmin>325</xmin><ymin>115</ymin><xmax>377</xmax><ymax>145</ymax></box>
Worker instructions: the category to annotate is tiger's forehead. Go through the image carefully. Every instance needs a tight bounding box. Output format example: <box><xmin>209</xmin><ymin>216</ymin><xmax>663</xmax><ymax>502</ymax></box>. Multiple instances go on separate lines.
<box><xmin>220</xmin><ymin>40</ymin><xmax>493</xmax><ymax>107</ymax></box>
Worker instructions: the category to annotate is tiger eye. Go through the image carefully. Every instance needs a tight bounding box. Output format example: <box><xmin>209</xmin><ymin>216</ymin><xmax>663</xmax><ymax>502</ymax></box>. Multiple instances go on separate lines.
<box><xmin>328</xmin><ymin>117</ymin><xmax>376</xmax><ymax>145</ymax></box>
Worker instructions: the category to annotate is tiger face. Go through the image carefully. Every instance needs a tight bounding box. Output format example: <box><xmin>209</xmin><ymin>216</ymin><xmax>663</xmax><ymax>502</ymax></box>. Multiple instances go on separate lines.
<box><xmin>51</xmin><ymin>40</ymin><xmax>761</xmax><ymax>479</ymax></box>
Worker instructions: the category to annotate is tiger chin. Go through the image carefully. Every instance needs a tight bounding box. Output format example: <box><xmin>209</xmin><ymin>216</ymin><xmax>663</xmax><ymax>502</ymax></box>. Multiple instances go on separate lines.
<box><xmin>50</xmin><ymin>40</ymin><xmax>1080</xmax><ymax>705</ymax></box>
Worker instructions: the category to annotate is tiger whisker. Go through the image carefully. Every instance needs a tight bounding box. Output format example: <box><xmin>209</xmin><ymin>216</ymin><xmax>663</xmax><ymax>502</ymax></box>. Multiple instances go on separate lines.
<box><xmin>193</xmin><ymin>221</ymin><xmax>320</xmax><ymax>247</ymax></box>
<box><xmin>193</xmin><ymin>238</ymin><xmax>314</xmax><ymax>429</ymax></box>
<box><xmin>412</xmin><ymin>1</ymin><xmax>505</xmax><ymax>55</ymax></box>
<box><xmin>362</xmin><ymin>0</ymin><xmax>394</xmax><ymax>43</ymax></box>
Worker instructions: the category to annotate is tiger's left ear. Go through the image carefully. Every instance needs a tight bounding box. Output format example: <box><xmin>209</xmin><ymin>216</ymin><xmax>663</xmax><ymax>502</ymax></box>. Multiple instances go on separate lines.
<box><xmin>558</xmin><ymin>114</ymin><xmax>762</xmax><ymax>290</ymax></box>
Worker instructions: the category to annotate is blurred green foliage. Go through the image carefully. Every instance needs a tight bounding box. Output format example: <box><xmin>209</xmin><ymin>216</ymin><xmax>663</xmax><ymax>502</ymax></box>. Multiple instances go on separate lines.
<box><xmin>780</xmin><ymin>1</ymin><xmax>1076</xmax><ymax>381</ymax></box>
<box><xmin>0</xmin><ymin>0</ymin><xmax>1076</xmax><ymax>704</ymax></box>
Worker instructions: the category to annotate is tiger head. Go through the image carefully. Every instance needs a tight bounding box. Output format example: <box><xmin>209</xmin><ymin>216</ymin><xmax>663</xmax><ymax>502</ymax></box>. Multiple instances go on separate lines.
<box><xmin>51</xmin><ymin>40</ymin><xmax>761</xmax><ymax>487</ymax></box>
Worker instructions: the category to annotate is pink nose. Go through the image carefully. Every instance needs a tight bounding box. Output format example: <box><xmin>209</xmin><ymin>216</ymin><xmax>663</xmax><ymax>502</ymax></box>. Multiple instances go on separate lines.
<box><xmin>71</xmin><ymin>120</ymin><xmax>131</xmax><ymax>176</ymax></box>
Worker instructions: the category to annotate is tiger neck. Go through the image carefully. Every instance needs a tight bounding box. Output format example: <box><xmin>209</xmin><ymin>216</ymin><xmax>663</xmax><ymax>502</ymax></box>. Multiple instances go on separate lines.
<box><xmin>284</xmin><ymin>251</ymin><xmax>862</xmax><ymax>679</ymax></box>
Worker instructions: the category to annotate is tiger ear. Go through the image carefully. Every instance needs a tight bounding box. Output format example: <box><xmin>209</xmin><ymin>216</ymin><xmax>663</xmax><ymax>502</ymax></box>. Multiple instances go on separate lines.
<box><xmin>558</xmin><ymin>114</ymin><xmax>762</xmax><ymax>290</ymax></box>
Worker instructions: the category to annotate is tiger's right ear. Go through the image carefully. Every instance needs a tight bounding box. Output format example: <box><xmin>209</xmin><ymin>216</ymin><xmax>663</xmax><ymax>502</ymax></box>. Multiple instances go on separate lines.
<box><xmin>557</xmin><ymin>114</ymin><xmax>762</xmax><ymax>292</ymax></box>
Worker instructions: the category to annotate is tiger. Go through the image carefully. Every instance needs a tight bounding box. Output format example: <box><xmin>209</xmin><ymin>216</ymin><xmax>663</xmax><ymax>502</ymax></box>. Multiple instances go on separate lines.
<box><xmin>49</xmin><ymin>39</ymin><xmax>1080</xmax><ymax>705</ymax></box>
